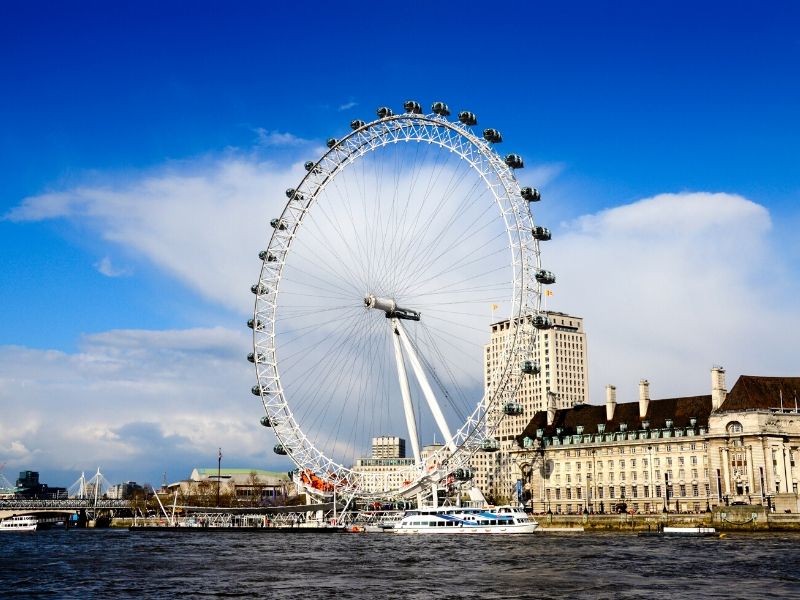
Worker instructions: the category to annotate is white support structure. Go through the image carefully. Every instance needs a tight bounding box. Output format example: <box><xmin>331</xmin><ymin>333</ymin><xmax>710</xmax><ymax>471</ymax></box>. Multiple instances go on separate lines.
<box><xmin>395</xmin><ymin>320</ymin><xmax>457</xmax><ymax>455</ymax></box>
<box><xmin>391</xmin><ymin>319</ymin><xmax>422</xmax><ymax>464</ymax></box>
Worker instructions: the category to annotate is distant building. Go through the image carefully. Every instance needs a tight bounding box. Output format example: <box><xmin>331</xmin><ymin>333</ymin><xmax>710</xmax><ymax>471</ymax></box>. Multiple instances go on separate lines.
<box><xmin>371</xmin><ymin>436</ymin><xmax>406</xmax><ymax>459</ymax></box>
<box><xmin>107</xmin><ymin>481</ymin><xmax>143</xmax><ymax>500</ymax></box>
<box><xmin>14</xmin><ymin>470</ymin><xmax>67</xmax><ymax>499</ymax></box>
<box><xmin>351</xmin><ymin>443</ymin><xmax>440</xmax><ymax>495</ymax></box>
<box><xmin>511</xmin><ymin>369</ymin><xmax>800</xmax><ymax>514</ymax></box>
<box><xmin>167</xmin><ymin>468</ymin><xmax>293</xmax><ymax>505</ymax></box>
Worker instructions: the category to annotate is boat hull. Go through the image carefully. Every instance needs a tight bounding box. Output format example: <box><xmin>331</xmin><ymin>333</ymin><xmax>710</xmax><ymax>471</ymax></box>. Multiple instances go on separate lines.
<box><xmin>392</xmin><ymin>523</ymin><xmax>538</xmax><ymax>535</ymax></box>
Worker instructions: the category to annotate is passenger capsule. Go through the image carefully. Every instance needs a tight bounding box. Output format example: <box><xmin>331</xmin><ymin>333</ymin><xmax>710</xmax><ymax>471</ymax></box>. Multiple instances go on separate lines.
<box><xmin>431</xmin><ymin>101</ymin><xmax>450</xmax><ymax>116</ymax></box>
<box><xmin>521</xmin><ymin>360</ymin><xmax>541</xmax><ymax>375</ymax></box>
<box><xmin>247</xmin><ymin>352</ymin><xmax>266</xmax><ymax>364</ymax></box>
<box><xmin>531</xmin><ymin>314</ymin><xmax>553</xmax><ymax>330</ymax></box>
<box><xmin>535</xmin><ymin>269</ymin><xmax>556</xmax><ymax>285</ymax></box>
<box><xmin>376</xmin><ymin>106</ymin><xmax>394</xmax><ymax>118</ymax></box>
<box><xmin>251</xmin><ymin>385</ymin><xmax>263</xmax><ymax>396</ymax></box>
<box><xmin>458</xmin><ymin>111</ymin><xmax>477</xmax><ymax>126</ymax></box>
<box><xmin>270</xmin><ymin>218</ymin><xmax>287</xmax><ymax>230</ymax></box>
<box><xmin>454</xmin><ymin>468</ymin><xmax>473</xmax><ymax>481</ymax></box>
<box><xmin>521</xmin><ymin>187</ymin><xmax>541</xmax><ymax>202</ymax></box>
<box><xmin>247</xmin><ymin>318</ymin><xmax>264</xmax><ymax>330</ymax></box>
<box><xmin>503</xmin><ymin>402</ymin><xmax>524</xmax><ymax>416</ymax></box>
<box><xmin>504</xmin><ymin>154</ymin><xmax>524</xmax><ymax>169</ymax></box>
<box><xmin>250</xmin><ymin>283</ymin><xmax>267</xmax><ymax>295</ymax></box>
<box><xmin>481</xmin><ymin>438</ymin><xmax>500</xmax><ymax>452</ymax></box>
<box><xmin>285</xmin><ymin>188</ymin><xmax>297</xmax><ymax>199</ymax></box>
<box><xmin>304</xmin><ymin>161</ymin><xmax>320</xmax><ymax>174</ymax></box>
<box><xmin>273</xmin><ymin>444</ymin><xmax>288</xmax><ymax>455</ymax></box>
<box><xmin>350</xmin><ymin>119</ymin><xmax>366</xmax><ymax>130</ymax></box>
<box><xmin>326</xmin><ymin>138</ymin><xmax>337</xmax><ymax>149</ymax></box>
<box><xmin>532</xmin><ymin>226</ymin><xmax>551</xmax><ymax>241</ymax></box>
<box><xmin>483</xmin><ymin>129</ymin><xmax>503</xmax><ymax>143</ymax></box>
<box><xmin>403</xmin><ymin>100</ymin><xmax>422</xmax><ymax>114</ymax></box>
<box><xmin>260</xmin><ymin>415</ymin><xmax>273</xmax><ymax>427</ymax></box>
<box><xmin>258</xmin><ymin>250</ymin><xmax>277</xmax><ymax>262</ymax></box>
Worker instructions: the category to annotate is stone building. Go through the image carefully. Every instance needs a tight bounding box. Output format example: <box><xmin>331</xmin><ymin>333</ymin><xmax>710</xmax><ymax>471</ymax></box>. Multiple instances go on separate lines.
<box><xmin>510</xmin><ymin>369</ymin><xmax>800</xmax><ymax>514</ymax></box>
<box><xmin>167</xmin><ymin>468</ymin><xmax>293</xmax><ymax>505</ymax></box>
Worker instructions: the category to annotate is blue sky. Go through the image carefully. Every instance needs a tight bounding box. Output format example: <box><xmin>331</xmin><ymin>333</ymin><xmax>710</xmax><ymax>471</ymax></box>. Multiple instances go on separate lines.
<box><xmin>1</xmin><ymin>1</ymin><xmax>798</xmax><ymax>488</ymax></box>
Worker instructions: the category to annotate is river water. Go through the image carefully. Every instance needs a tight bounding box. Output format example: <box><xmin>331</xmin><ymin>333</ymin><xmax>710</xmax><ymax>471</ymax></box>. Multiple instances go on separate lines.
<box><xmin>2</xmin><ymin>529</ymin><xmax>799</xmax><ymax>599</ymax></box>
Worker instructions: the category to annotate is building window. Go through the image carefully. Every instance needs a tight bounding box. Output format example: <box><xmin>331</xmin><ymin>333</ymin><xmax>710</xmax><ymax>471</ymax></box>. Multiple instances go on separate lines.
<box><xmin>679</xmin><ymin>484</ymin><xmax>686</xmax><ymax>497</ymax></box>
<box><xmin>726</xmin><ymin>421</ymin><xmax>743</xmax><ymax>434</ymax></box>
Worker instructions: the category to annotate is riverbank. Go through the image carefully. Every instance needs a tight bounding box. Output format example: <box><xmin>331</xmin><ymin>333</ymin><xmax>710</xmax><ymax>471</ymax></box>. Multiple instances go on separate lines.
<box><xmin>536</xmin><ymin>505</ymin><xmax>800</xmax><ymax>532</ymax></box>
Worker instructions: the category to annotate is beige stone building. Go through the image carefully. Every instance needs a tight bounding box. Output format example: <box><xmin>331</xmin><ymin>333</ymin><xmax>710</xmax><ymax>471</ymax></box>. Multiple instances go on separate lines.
<box><xmin>510</xmin><ymin>369</ymin><xmax>800</xmax><ymax>514</ymax></box>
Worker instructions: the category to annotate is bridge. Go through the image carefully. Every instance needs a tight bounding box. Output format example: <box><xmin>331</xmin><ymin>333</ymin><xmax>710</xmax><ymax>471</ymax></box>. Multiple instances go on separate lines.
<box><xmin>0</xmin><ymin>498</ymin><xmax>131</xmax><ymax>520</ymax></box>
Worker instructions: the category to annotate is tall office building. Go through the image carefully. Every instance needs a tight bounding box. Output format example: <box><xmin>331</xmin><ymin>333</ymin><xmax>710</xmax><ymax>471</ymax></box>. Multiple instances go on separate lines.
<box><xmin>473</xmin><ymin>311</ymin><xmax>589</xmax><ymax>498</ymax></box>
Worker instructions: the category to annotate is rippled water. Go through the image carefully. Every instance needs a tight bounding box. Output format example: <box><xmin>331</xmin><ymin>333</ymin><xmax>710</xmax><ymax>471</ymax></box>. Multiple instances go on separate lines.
<box><xmin>2</xmin><ymin>529</ymin><xmax>799</xmax><ymax>599</ymax></box>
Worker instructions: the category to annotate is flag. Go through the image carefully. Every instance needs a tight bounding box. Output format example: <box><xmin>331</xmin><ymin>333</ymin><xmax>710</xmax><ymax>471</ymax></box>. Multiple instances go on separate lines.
<box><xmin>491</xmin><ymin>303</ymin><xmax>499</xmax><ymax>311</ymax></box>
<box><xmin>544</xmin><ymin>290</ymin><xmax>554</xmax><ymax>297</ymax></box>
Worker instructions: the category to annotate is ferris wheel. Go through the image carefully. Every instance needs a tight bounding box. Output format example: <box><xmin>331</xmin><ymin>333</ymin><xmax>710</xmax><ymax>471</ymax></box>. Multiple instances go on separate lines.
<box><xmin>249</xmin><ymin>100</ymin><xmax>553</xmax><ymax>499</ymax></box>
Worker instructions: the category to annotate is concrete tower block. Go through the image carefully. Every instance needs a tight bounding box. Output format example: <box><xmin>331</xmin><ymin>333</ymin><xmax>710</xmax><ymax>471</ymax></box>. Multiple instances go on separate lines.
<box><xmin>606</xmin><ymin>385</ymin><xmax>617</xmax><ymax>421</ymax></box>
<box><xmin>712</xmin><ymin>366</ymin><xmax>727</xmax><ymax>411</ymax></box>
<box><xmin>639</xmin><ymin>379</ymin><xmax>650</xmax><ymax>419</ymax></box>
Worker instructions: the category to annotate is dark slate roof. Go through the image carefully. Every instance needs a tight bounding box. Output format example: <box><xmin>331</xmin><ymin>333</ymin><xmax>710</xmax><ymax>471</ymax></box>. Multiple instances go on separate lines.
<box><xmin>718</xmin><ymin>376</ymin><xmax>800</xmax><ymax>412</ymax></box>
<box><xmin>516</xmin><ymin>395</ymin><xmax>712</xmax><ymax>447</ymax></box>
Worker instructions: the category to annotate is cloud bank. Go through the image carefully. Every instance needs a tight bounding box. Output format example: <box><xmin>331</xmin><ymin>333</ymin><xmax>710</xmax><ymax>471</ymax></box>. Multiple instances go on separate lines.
<box><xmin>546</xmin><ymin>191</ymin><xmax>798</xmax><ymax>402</ymax></box>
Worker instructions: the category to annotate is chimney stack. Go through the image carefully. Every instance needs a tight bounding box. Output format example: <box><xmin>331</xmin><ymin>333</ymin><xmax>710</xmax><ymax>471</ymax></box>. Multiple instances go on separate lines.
<box><xmin>639</xmin><ymin>379</ymin><xmax>650</xmax><ymax>419</ymax></box>
<box><xmin>711</xmin><ymin>366</ymin><xmax>727</xmax><ymax>411</ymax></box>
<box><xmin>547</xmin><ymin>391</ymin><xmax>557</xmax><ymax>426</ymax></box>
<box><xmin>605</xmin><ymin>385</ymin><xmax>617</xmax><ymax>421</ymax></box>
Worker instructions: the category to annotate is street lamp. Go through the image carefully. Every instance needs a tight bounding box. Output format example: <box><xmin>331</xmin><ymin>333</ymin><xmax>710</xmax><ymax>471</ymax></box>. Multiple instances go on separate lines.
<box><xmin>585</xmin><ymin>473</ymin><xmax>592</xmax><ymax>514</ymax></box>
<box><xmin>216</xmin><ymin>447</ymin><xmax>222</xmax><ymax>507</ymax></box>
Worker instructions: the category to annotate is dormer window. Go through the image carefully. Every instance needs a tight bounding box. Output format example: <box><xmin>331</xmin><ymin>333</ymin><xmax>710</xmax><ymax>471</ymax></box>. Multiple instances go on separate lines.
<box><xmin>665</xmin><ymin>419</ymin><xmax>673</xmax><ymax>429</ymax></box>
<box><xmin>576</xmin><ymin>425</ymin><xmax>584</xmax><ymax>435</ymax></box>
<box><xmin>556</xmin><ymin>427</ymin><xmax>563</xmax><ymax>436</ymax></box>
<box><xmin>689</xmin><ymin>417</ymin><xmax>697</xmax><ymax>427</ymax></box>
<box><xmin>726</xmin><ymin>421</ymin><xmax>743</xmax><ymax>434</ymax></box>
<box><xmin>619</xmin><ymin>423</ymin><xmax>627</xmax><ymax>432</ymax></box>
<box><xmin>597</xmin><ymin>423</ymin><xmax>606</xmax><ymax>434</ymax></box>
<box><xmin>536</xmin><ymin>428</ymin><xmax>544</xmax><ymax>438</ymax></box>
<box><xmin>642</xmin><ymin>420</ymin><xmax>650</xmax><ymax>429</ymax></box>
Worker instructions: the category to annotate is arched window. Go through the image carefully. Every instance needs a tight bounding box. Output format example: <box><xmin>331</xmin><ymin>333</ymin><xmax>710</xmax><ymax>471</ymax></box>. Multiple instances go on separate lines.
<box><xmin>726</xmin><ymin>421</ymin><xmax>743</xmax><ymax>434</ymax></box>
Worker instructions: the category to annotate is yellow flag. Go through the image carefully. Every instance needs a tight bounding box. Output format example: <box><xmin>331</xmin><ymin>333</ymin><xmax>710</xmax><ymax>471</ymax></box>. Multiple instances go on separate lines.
<box><xmin>491</xmin><ymin>303</ymin><xmax>499</xmax><ymax>310</ymax></box>
<box><xmin>545</xmin><ymin>290</ymin><xmax>554</xmax><ymax>297</ymax></box>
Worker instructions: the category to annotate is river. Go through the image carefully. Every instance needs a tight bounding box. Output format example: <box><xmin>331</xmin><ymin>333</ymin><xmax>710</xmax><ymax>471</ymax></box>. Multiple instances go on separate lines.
<box><xmin>2</xmin><ymin>529</ymin><xmax>799</xmax><ymax>598</ymax></box>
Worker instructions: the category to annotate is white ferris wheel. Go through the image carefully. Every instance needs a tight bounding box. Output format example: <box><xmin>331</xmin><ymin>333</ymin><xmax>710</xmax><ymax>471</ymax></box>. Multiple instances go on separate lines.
<box><xmin>248</xmin><ymin>100</ymin><xmax>554</xmax><ymax>500</ymax></box>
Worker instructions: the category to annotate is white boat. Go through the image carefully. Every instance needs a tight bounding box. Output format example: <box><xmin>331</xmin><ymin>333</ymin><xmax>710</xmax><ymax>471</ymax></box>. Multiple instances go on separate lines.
<box><xmin>662</xmin><ymin>526</ymin><xmax>717</xmax><ymax>537</ymax></box>
<box><xmin>392</xmin><ymin>505</ymin><xmax>538</xmax><ymax>534</ymax></box>
<box><xmin>0</xmin><ymin>515</ymin><xmax>38</xmax><ymax>532</ymax></box>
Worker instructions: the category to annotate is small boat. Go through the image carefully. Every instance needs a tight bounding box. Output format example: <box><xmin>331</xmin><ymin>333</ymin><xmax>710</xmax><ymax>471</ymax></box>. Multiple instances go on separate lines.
<box><xmin>392</xmin><ymin>505</ymin><xmax>538</xmax><ymax>535</ymax></box>
<box><xmin>639</xmin><ymin>526</ymin><xmax>717</xmax><ymax>537</ymax></box>
<box><xmin>0</xmin><ymin>515</ymin><xmax>38</xmax><ymax>532</ymax></box>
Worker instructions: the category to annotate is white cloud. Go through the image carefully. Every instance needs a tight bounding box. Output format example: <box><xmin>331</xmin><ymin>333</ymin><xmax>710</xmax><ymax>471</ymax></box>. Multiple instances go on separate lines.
<box><xmin>546</xmin><ymin>191</ymin><xmax>799</xmax><ymax>403</ymax></box>
<box><xmin>7</xmin><ymin>155</ymin><xmax>319</xmax><ymax>315</ymax></box>
<box><xmin>0</xmin><ymin>328</ymin><xmax>285</xmax><ymax>485</ymax></box>
<box><xmin>337</xmin><ymin>101</ymin><xmax>358</xmax><ymax>111</ymax></box>
<box><xmin>95</xmin><ymin>256</ymin><xmax>131</xmax><ymax>277</ymax></box>
<box><xmin>254</xmin><ymin>128</ymin><xmax>312</xmax><ymax>147</ymax></box>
